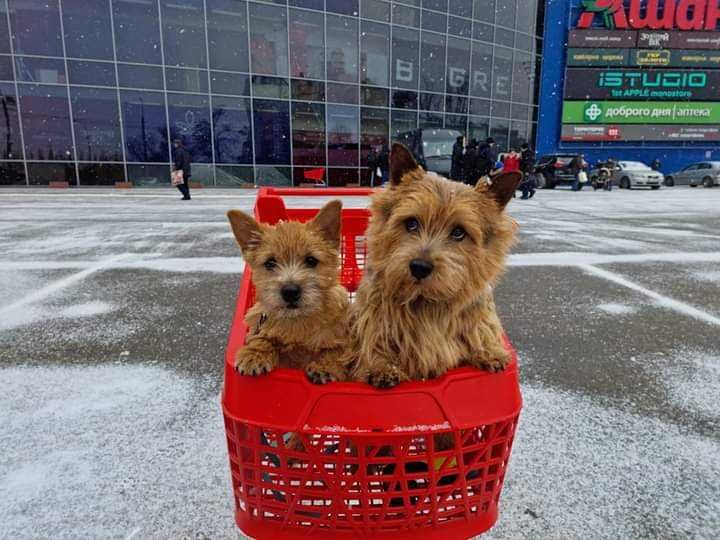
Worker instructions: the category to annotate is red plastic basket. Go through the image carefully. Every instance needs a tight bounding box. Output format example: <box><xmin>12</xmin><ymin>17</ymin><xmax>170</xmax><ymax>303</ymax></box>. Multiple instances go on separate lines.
<box><xmin>222</xmin><ymin>188</ymin><xmax>522</xmax><ymax>539</ymax></box>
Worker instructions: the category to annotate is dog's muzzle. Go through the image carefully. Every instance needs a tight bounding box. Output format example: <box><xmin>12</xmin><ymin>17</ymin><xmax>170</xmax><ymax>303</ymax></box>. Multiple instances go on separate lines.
<box><xmin>409</xmin><ymin>259</ymin><xmax>434</xmax><ymax>280</ymax></box>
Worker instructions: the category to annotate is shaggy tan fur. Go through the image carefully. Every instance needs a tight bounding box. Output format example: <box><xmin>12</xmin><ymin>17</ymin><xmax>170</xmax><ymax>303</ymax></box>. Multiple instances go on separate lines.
<box><xmin>227</xmin><ymin>200</ymin><xmax>349</xmax><ymax>384</ymax></box>
<box><xmin>349</xmin><ymin>144</ymin><xmax>522</xmax><ymax>388</ymax></box>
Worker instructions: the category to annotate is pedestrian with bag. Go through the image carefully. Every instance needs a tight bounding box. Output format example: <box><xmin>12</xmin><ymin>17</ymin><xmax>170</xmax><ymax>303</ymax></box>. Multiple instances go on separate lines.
<box><xmin>451</xmin><ymin>135</ymin><xmax>465</xmax><ymax>181</ymax></box>
<box><xmin>570</xmin><ymin>153</ymin><xmax>588</xmax><ymax>192</ymax></box>
<box><xmin>520</xmin><ymin>143</ymin><xmax>536</xmax><ymax>199</ymax></box>
<box><xmin>172</xmin><ymin>138</ymin><xmax>192</xmax><ymax>201</ymax></box>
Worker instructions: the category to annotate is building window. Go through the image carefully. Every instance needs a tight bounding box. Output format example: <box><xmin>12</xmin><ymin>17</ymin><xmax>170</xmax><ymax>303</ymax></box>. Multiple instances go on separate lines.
<box><xmin>0</xmin><ymin>83</ymin><xmax>22</xmax><ymax>160</ymax></box>
<box><xmin>212</xmin><ymin>96</ymin><xmax>253</xmax><ymax>164</ymax></box>
<box><xmin>253</xmin><ymin>99</ymin><xmax>290</xmax><ymax>165</ymax></box>
<box><xmin>160</xmin><ymin>0</ymin><xmax>207</xmax><ymax>68</ymax></box>
<box><xmin>360</xmin><ymin>21</ymin><xmax>389</xmax><ymax>87</ymax></box>
<box><xmin>62</xmin><ymin>0</ymin><xmax>114</xmax><ymax>60</ymax></box>
<box><xmin>249</xmin><ymin>3</ymin><xmax>289</xmax><ymax>77</ymax></box>
<box><xmin>290</xmin><ymin>9</ymin><xmax>325</xmax><ymax>80</ymax></box>
<box><xmin>327</xmin><ymin>15</ymin><xmax>358</xmax><ymax>83</ymax></box>
<box><xmin>391</xmin><ymin>27</ymin><xmax>419</xmax><ymax>90</ymax></box>
<box><xmin>420</xmin><ymin>32</ymin><xmax>446</xmax><ymax>93</ymax></box>
<box><xmin>0</xmin><ymin>161</ymin><xmax>26</xmax><ymax>185</ymax></box>
<box><xmin>121</xmin><ymin>90</ymin><xmax>169</xmax><ymax>162</ymax></box>
<box><xmin>327</xmin><ymin>104</ymin><xmax>359</xmax><ymax>166</ymax></box>
<box><xmin>492</xmin><ymin>46</ymin><xmax>512</xmax><ymax>101</ymax></box>
<box><xmin>291</xmin><ymin>102</ymin><xmax>325</xmax><ymax>166</ymax></box>
<box><xmin>71</xmin><ymin>87</ymin><xmax>123</xmax><ymax>162</ymax></box>
<box><xmin>78</xmin><ymin>163</ymin><xmax>125</xmax><ymax>185</ymax></box>
<box><xmin>9</xmin><ymin>0</ymin><xmax>63</xmax><ymax>56</ymax></box>
<box><xmin>18</xmin><ymin>84</ymin><xmax>74</xmax><ymax>161</ymax></box>
<box><xmin>207</xmin><ymin>0</ymin><xmax>249</xmax><ymax>73</ymax></box>
<box><xmin>470</xmin><ymin>41</ymin><xmax>492</xmax><ymax>98</ymax></box>
<box><xmin>167</xmin><ymin>93</ymin><xmax>212</xmax><ymax>163</ymax></box>
<box><xmin>112</xmin><ymin>0</ymin><xmax>162</xmax><ymax>64</ymax></box>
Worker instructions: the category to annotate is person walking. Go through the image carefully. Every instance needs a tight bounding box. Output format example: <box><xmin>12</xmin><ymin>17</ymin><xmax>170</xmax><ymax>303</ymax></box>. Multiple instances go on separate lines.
<box><xmin>477</xmin><ymin>137</ymin><xmax>498</xmax><ymax>178</ymax></box>
<box><xmin>651</xmin><ymin>158</ymin><xmax>662</xmax><ymax>172</ymax></box>
<box><xmin>450</xmin><ymin>135</ymin><xmax>465</xmax><ymax>181</ymax></box>
<box><xmin>172</xmin><ymin>139</ymin><xmax>192</xmax><ymax>200</ymax></box>
<box><xmin>570</xmin><ymin>153</ymin><xmax>588</xmax><ymax>191</ymax></box>
<box><xmin>462</xmin><ymin>139</ymin><xmax>480</xmax><ymax>185</ymax></box>
<box><xmin>520</xmin><ymin>143</ymin><xmax>536</xmax><ymax>199</ymax></box>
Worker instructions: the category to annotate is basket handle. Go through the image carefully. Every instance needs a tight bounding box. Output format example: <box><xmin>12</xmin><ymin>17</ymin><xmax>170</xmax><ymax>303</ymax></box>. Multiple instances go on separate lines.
<box><xmin>255</xmin><ymin>195</ymin><xmax>288</xmax><ymax>224</ymax></box>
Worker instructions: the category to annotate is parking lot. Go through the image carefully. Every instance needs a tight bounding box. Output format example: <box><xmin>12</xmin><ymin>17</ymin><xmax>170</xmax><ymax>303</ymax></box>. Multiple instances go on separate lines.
<box><xmin>1</xmin><ymin>185</ymin><xmax>719</xmax><ymax>539</ymax></box>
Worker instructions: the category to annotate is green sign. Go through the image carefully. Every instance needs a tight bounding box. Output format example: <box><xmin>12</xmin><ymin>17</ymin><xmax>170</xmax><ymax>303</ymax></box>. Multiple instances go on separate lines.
<box><xmin>563</xmin><ymin>101</ymin><xmax>720</xmax><ymax>124</ymax></box>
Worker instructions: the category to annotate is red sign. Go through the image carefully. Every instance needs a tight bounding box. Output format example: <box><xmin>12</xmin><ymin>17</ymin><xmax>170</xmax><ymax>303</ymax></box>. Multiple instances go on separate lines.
<box><xmin>578</xmin><ymin>0</ymin><xmax>720</xmax><ymax>32</ymax></box>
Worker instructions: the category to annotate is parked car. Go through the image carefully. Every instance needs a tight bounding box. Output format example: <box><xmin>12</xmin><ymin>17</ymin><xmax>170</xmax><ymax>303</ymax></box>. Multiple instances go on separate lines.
<box><xmin>533</xmin><ymin>153</ymin><xmax>581</xmax><ymax>189</ymax></box>
<box><xmin>664</xmin><ymin>162</ymin><xmax>720</xmax><ymax>188</ymax></box>
<box><xmin>395</xmin><ymin>128</ymin><xmax>462</xmax><ymax>177</ymax></box>
<box><xmin>589</xmin><ymin>161</ymin><xmax>663</xmax><ymax>190</ymax></box>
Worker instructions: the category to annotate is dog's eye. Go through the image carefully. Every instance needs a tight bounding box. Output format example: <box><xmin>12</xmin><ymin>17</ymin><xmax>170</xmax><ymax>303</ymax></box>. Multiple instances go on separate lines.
<box><xmin>305</xmin><ymin>256</ymin><xmax>318</xmax><ymax>268</ymax></box>
<box><xmin>405</xmin><ymin>217</ymin><xmax>420</xmax><ymax>233</ymax></box>
<box><xmin>450</xmin><ymin>226</ymin><xmax>467</xmax><ymax>241</ymax></box>
<box><xmin>263</xmin><ymin>258</ymin><xmax>277</xmax><ymax>271</ymax></box>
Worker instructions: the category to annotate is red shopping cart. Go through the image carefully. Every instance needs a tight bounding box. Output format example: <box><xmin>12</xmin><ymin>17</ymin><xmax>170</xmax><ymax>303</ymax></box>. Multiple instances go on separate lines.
<box><xmin>222</xmin><ymin>188</ymin><xmax>522</xmax><ymax>539</ymax></box>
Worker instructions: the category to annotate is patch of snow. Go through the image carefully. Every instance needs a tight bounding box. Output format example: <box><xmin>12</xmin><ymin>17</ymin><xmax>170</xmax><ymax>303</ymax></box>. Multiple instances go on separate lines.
<box><xmin>691</xmin><ymin>270</ymin><xmax>720</xmax><ymax>283</ymax></box>
<box><xmin>59</xmin><ymin>301</ymin><xmax>115</xmax><ymax>319</ymax></box>
<box><xmin>596</xmin><ymin>302</ymin><xmax>637</xmax><ymax>315</ymax></box>
<box><xmin>652</xmin><ymin>350</ymin><xmax>720</xmax><ymax>420</ymax></box>
<box><xmin>487</xmin><ymin>384</ymin><xmax>720</xmax><ymax>539</ymax></box>
<box><xmin>0</xmin><ymin>365</ymin><xmax>235</xmax><ymax>539</ymax></box>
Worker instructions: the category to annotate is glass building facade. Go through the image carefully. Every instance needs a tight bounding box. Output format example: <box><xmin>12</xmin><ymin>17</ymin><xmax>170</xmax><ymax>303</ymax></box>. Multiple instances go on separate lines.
<box><xmin>0</xmin><ymin>0</ymin><xmax>542</xmax><ymax>187</ymax></box>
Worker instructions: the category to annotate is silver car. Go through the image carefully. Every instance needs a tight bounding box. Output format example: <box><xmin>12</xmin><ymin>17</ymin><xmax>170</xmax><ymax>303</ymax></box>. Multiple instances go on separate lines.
<box><xmin>665</xmin><ymin>162</ymin><xmax>720</xmax><ymax>188</ymax></box>
<box><xmin>590</xmin><ymin>161</ymin><xmax>663</xmax><ymax>190</ymax></box>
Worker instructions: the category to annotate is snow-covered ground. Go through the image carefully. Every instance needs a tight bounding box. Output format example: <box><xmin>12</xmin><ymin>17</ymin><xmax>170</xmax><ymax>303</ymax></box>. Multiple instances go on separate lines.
<box><xmin>1</xmin><ymin>186</ymin><xmax>719</xmax><ymax>538</ymax></box>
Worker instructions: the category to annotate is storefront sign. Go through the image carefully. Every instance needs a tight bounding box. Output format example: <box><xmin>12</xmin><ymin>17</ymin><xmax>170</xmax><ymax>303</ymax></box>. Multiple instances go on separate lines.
<box><xmin>568</xmin><ymin>29</ymin><xmax>637</xmax><ymax>48</ymax></box>
<box><xmin>670</xmin><ymin>31</ymin><xmax>720</xmax><ymax>48</ymax></box>
<box><xmin>564</xmin><ymin>69</ymin><xmax>720</xmax><ymax>100</ymax></box>
<box><xmin>577</xmin><ymin>0</ymin><xmax>720</xmax><ymax>31</ymax></box>
<box><xmin>567</xmin><ymin>48</ymin><xmax>630</xmax><ymax>66</ymax></box>
<box><xmin>562</xmin><ymin>100</ymin><xmax>720</xmax><ymax>124</ymax></box>
<box><xmin>561</xmin><ymin>123</ymin><xmax>720</xmax><ymax>141</ymax></box>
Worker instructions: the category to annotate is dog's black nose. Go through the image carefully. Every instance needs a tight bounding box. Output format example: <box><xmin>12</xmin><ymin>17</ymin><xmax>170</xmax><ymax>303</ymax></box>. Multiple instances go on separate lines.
<box><xmin>409</xmin><ymin>259</ymin><xmax>434</xmax><ymax>280</ymax></box>
<box><xmin>281</xmin><ymin>284</ymin><xmax>302</xmax><ymax>304</ymax></box>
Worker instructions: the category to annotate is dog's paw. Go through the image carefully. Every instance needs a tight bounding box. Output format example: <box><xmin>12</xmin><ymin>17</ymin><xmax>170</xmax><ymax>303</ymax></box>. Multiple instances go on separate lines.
<box><xmin>367</xmin><ymin>364</ymin><xmax>408</xmax><ymax>389</ymax></box>
<box><xmin>305</xmin><ymin>362</ymin><xmax>341</xmax><ymax>385</ymax></box>
<box><xmin>235</xmin><ymin>349</ymin><xmax>277</xmax><ymax>376</ymax></box>
<box><xmin>468</xmin><ymin>349</ymin><xmax>511</xmax><ymax>373</ymax></box>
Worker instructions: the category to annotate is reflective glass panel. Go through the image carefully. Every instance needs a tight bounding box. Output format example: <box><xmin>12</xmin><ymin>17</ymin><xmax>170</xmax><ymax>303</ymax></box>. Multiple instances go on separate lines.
<box><xmin>327</xmin><ymin>104</ymin><xmax>358</xmax><ymax>166</ymax></box>
<box><xmin>62</xmin><ymin>0</ymin><xmax>113</xmax><ymax>60</ymax></box>
<box><xmin>120</xmin><ymin>90</ymin><xmax>169</xmax><ymax>162</ymax></box>
<box><xmin>291</xmin><ymin>101</ymin><xmax>325</xmax><ymax>165</ymax></box>
<box><xmin>495</xmin><ymin>0</ymin><xmax>516</xmax><ymax>29</ymax></box>
<box><xmin>207</xmin><ymin>0</ymin><xmax>249</xmax><ymax>72</ymax></box>
<box><xmin>290</xmin><ymin>9</ymin><xmax>324</xmax><ymax>80</ymax></box>
<box><xmin>420</xmin><ymin>32</ymin><xmax>445</xmax><ymax>93</ymax></box>
<box><xmin>252</xmin><ymin>76</ymin><xmax>290</xmax><ymax>99</ymax></box>
<box><xmin>421</xmin><ymin>10</ymin><xmax>446</xmax><ymax>33</ymax></box>
<box><xmin>449</xmin><ymin>0</ymin><xmax>473</xmax><ymax>17</ymax></box>
<box><xmin>161</xmin><ymin>0</ymin><xmax>207</xmax><ymax>68</ymax></box>
<box><xmin>361</xmin><ymin>21</ymin><xmax>389</xmax><ymax>87</ymax></box>
<box><xmin>27</xmin><ymin>162</ymin><xmax>76</xmax><ymax>185</ymax></box>
<box><xmin>0</xmin><ymin>161</ymin><xmax>25</xmax><ymax>185</ymax></box>
<box><xmin>0</xmin><ymin>82</ymin><xmax>22</xmax><ymax>159</ymax></box>
<box><xmin>468</xmin><ymin>115</ymin><xmax>488</xmax><ymax>142</ymax></box>
<box><xmin>212</xmin><ymin>71</ymin><xmax>250</xmax><ymax>96</ymax></box>
<box><xmin>492</xmin><ymin>46</ymin><xmax>512</xmax><ymax>101</ymax></box>
<box><xmin>166</xmin><ymin>68</ymin><xmax>209</xmax><ymax>93</ymax></box>
<box><xmin>249</xmin><ymin>3</ymin><xmax>288</xmax><ymax>76</ymax></box>
<box><xmin>392</xmin><ymin>4</ymin><xmax>419</xmax><ymax>27</ymax></box>
<box><xmin>0</xmin><ymin>1</ymin><xmax>10</xmax><ymax>53</ymax></box>
<box><xmin>327</xmin><ymin>83</ymin><xmax>358</xmax><ymax>104</ymax></box>
<box><xmin>216</xmin><ymin>165</ymin><xmax>253</xmax><ymax>187</ymax></box>
<box><xmin>291</xmin><ymin>79</ymin><xmax>325</xmax><ymax>102</ymax></box>
<box><xmin>473</xmin><ymin>0</ymin><xmax>495</xmax><ymax>23</ymax></box>
<box><xmin>71</xmin><ymin>87</ymin><xmax>123</xmax><ymax>161</ymax></box>
<box><xmin>326</xmin><ymin>0</ymin><xmax>359</xmax><ymax>16</ymax></box>
<box><xmin>390</xmin><ymin>109</ymin><xmax>416</xmax><ymax>140</ymax></box>
<box><xmin>9</xmin><ymin>0</ymin><xmax>62</xmax><ymax>56</ymax></box>
<box><xmin>18</xmin><ymin>84</ymin><xmax>74</xmax><ymax>161</ymax></box>
<box><xmin>446</xmin><ymin>37</ymin><xmax>470</xmax><ymax>95</ymax></box>
<box><xmin>118</xmin><ymin>64</ymin><xmax>164</xmax><ymax>90</ymax></box>
<box><xmin>253</xmin><ymin>99</ymin><xmax>290</xmax><ymax>164</ymax></box>
<box><xmin>78</xmin><ymin>163</ymin><xmax>124</xmax><ymax>185</ymax></box>
<box><xmin>361</xmin><ymin>0</ymin><xmax>390</xmax><ymax>22</ymax></box>
<box><xmin>327</xmin><ymin>15</ymin><xmax>358</xmax><ymax>83</ymax></box>
<box><xmin>14</xmin><ymin>57</ymin><xmax>65</xmax><ymax>84</ymax></box>
<box><xmin>489</xmin><ymin>118</ymin><xmax>508</xmax><ymax>149</ymax></box>
<box><xmin>167</xmin><ymin>93</ymin><xmax>212</xmax><ymax>163</ymax></box>
<box><xmin>212</xmin><ymin>95</ymin><xmax>253</xmax><ymax>164</ymax></box>
<box><xmin>113</xmin><ymin>0</ymin><xmax>162</xmax><ymax>64</ymax></box>
<box><xmin>512</xmin><ymin>52</ymin><xmax>532</xmax><ymax>104</ymax></box>
<box><xmin>391</xmin><ymin>27</ymin><xmax>419</xmax><ymax>90</ymax></box>
<box><xmin>128</xmin><ymin>163</ymin><xmax>170</xmax><ymax>186</ymax></box>
<box><xmin>68</xmin><ymin>61</ymin><xmax>116</xmax><ymax>87</ymax></box>
<box><xmin>0</xmin><ymin>55</ymin><xmax>11</xmax><ymax>80</ymax></box>
<box><xmin>470</xmin><ymin>41</ymin><xmax>492</xmax><ymax>98</ymax></box>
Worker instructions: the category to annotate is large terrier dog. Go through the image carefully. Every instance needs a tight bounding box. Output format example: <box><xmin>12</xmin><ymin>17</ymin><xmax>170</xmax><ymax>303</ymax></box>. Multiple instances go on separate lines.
<box><xmin>227</xmin><ymin>200</ymin><xmax>349</xmax><ymax>384</ymax></box>
<box><xmin>350</xmin><ymin>144</ymin><xmax>521</xmax><ymax>388</ymax></box>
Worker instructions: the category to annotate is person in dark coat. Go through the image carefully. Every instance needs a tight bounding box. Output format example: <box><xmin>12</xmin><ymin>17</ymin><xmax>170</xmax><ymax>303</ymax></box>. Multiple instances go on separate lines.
<box><xmin>476</xmin><ymin>137</ymin><xmax>498</xmax><ymax>178</ymax></box>
<box><xmin>462</xmin><ymin>139</ymin><xmax>480</xmax><ymax>185</ymax></box>
<box><xmin>651</xmin><ymin>158</ymin><xmax>662</xmax><ymax>171</ymax></box>
<box><xmin>519</xmin><ymin>143</ymin><xmax>536</xmax><ymax>199</ymax></box>
<box><xmin>450</xmin><ymin>135</ymin><xmax>465</xmax><ymax>181</ymax></box>
<box><xmin>172</xmin><ymin>139</ymin><xmax>192</xmax><ymax>200</ymax></box>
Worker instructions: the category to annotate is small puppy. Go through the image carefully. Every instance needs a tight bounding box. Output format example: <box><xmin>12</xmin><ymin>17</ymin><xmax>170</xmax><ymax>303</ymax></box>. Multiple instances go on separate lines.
<box><xmin>227</xmin><ymin>200</ymin><xmax>349</xmax><ymax>384</ymax></box>
<box><xmin>350</xmin><ymin>144</ymin><xmax>521</xmax><ymax>388</ymax></box>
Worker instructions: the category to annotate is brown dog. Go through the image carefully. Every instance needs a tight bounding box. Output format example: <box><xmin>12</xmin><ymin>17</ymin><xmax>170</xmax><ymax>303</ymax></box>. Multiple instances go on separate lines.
<box><xmin>227</xmin><ymin>200</ymin><xmax>349</xmax><ymax>384</ymax></box>
<box><xmin>349</xmin><ymin>144</ymin><xmax>521</xmax><ymax>388</ymax></box>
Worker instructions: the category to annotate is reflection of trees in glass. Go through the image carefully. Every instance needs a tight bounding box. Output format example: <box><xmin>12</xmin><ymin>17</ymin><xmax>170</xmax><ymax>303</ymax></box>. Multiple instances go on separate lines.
<box><xmin>1</xmin><ymin>96</ymin><xmax>16</xmax><ymax>159</ymax></box>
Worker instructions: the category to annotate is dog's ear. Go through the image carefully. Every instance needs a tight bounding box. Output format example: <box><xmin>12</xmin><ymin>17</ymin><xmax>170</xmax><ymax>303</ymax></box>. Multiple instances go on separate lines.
<box><xmin>311</xmin><ymin>199</ymin><xmax>342</xmax><ymax>246</ymax></box>
<box><xmin>390</xmin><ymin>143</ymin><xmax>421</xmax><ymax>186</ymax></box>
<box><xmin>227</xmin><ymin>210</ymin><xmax>263</xmax><ymax>252</ymax></box>
<box><xmin>476</xmin><ymin>172</ymin><xmax>522</xmax><ymax>210</ymax></box>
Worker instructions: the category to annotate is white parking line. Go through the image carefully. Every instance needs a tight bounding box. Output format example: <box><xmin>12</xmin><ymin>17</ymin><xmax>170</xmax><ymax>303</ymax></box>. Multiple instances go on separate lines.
<box><xmin>0</xmin><ymin>254</ymin><xmax>130</xmax><ymax>316</ymax></box>
<box><xmin>579</xmin><ymin>263</ymin><xmax>720</xmax><ymax>327</ymax></box>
